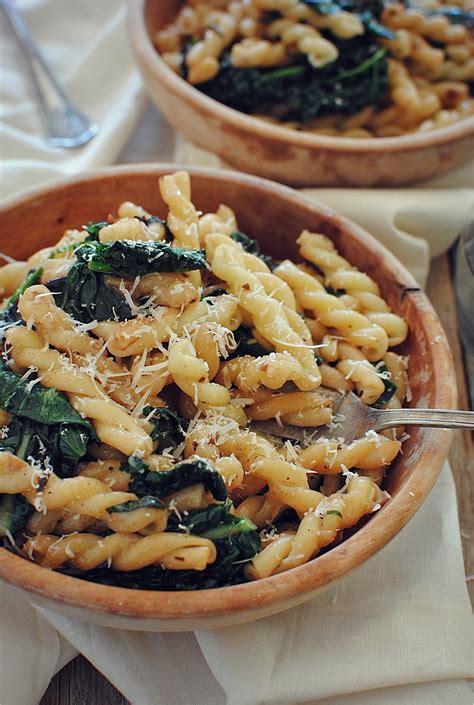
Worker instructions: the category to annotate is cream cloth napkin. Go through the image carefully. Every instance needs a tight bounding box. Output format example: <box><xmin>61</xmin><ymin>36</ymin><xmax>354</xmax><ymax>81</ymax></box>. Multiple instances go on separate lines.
<box><xmin>0</xmin><ymin>0</ymin><xmax>146</xmax><ymax>199</ymax></box>
<box><xmin>0</xmin><ymin>3</ymin><xmax>473</xmax><ymax>704</ymax></box>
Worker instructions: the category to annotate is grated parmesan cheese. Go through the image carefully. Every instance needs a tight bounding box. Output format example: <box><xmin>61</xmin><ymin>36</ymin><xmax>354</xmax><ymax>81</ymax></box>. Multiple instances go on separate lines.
<box><xmin>365</xmin><ymin>429</ymin><xmax>382</xmax><ymax>447</ymax></box>
<box><xmin>341</xmin><ymin>463</ymin><xmax>358</xmax><ymax>483</ymax></box>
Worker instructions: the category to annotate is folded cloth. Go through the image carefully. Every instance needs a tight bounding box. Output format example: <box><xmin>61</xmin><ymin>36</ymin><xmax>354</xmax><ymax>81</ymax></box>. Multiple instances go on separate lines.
<box><xmin>6</xmin><ymin>465</ymin><xmax>470</xmax><ymax>705</ymax></box>
<box><xmin>1</xmin><ymin>4</ymin><xmax>473</xmax><ymax>704</ymax></box>
<box><xmin>0</xmin><ymin>0</ymin><xmax>146</xmax><ymax>200</ymax></box>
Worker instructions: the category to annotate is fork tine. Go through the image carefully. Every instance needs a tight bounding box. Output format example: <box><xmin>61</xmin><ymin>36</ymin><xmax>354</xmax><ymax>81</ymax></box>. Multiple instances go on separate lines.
<box><xmin>249</xmin><ymin>391</ymin><xmax>370</xmax><ymax>445</ymax></box>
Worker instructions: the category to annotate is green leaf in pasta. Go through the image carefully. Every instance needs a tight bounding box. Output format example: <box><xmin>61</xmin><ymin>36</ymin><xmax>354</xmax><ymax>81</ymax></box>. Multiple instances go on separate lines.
<box><xmin>167</xmin><ymin>498</ymin><xmax>257</xmax><ymax>540</ymax></box>
<box><xmin>107</xmin><ymin>496</ymin><xmax>165</xmax><ymax>513</ymax></box>
<box><xmin>230</xmin><ymin>230</ymin><xmax>277</xmax><ymax>270</ymax></box>
<box><xmin>302</xmin><ymin>0</ymin><xmax>395</xmax><ymax>38</ymax></box>
<box><xmin>371</xmin><ymin>363</ymin><xmax>397</xmax><ymax>408</ymax></box>
<box><xmin>144</xmin><ymin>406</ymin><xmax>188</xmax><ymax>453</ymax></box>
<box><xmin>0</xmin><ymin>359</ymin><xmax>92</xmax><ymax>429</ymax></box>
<box><xmin>63</xmin><ymin>499</ymin><xmax>261</xmax><ymax>590</ymax></box>
<box><xmin>82</xmin><ymin>221</ymin><xmax>110</xmax><ymax>241</ymax></box>
<box><xmin>0</xmin><ymin>495</ymin><xmax>33</xmax><ymax>537</ymax></box>
<box><xmin>0</xmin><ymin>358</ymin><xmax>96</xmax><ymax>477</ymax></box>
<box><xmin>0</xmin><ymin>267</ymin><xmax>43</xmax><ymax>333</ymax></box>
<box><xmin>125</xmin><ymin>456</ymin><xmax>228</xmax><ymax>502</ymax></box>
<box><xmin>48</xmin><ymin>260</ymin><xmax>133</xmax><ymax>324</ymax></box>
<box><xmin>50</xmin><ymin>238</ymin><xmax>207</xmax><ymax>323</ymax></box>
<box><xmin>76</xmin><ymin>239</ymin><xmax>207</xmax><ymax>277</ymax></box>
<box><xmin>198</xmin><ymin>38</ymin><xmax>389</xmax><ymax>122</ymax></box>
<box><xmin>231</xmin><ymin>325</ymin><xmax>269</xmax><ymax>358</ymax></box>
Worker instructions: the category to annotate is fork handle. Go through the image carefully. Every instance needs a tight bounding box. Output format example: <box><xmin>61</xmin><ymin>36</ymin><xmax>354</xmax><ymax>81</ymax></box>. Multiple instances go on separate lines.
<box><xmin>1</xmin><ymin>0</ymin><xmax>96</xmax><ymax>147</ymax></box>
<box><xmin>374</xmin><ymin>408</ymin><xmax>474</xmax><ymax>432</ymax></box>
<box><xmin>1</xmin><ymin>0</ymin><xmax>69</xmax><ymax>130</ymax></box>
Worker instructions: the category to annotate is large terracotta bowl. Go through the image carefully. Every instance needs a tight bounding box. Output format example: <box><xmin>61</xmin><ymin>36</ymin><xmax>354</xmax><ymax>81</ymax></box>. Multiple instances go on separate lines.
<box><xmin>0</xmin><ymin>165</ymin><xmax>455</xmax><ymax>631</ymax></box>
<box><xmin>127</xmin><ymin>0</ymin><xmax>474</xmax><ymax>187</ymax></box>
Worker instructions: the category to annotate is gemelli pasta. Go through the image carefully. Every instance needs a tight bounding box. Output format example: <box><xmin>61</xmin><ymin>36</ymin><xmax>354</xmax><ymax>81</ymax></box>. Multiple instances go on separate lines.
<box><xmin>154</xmin><ymin>0</ymin><xmax>474</xmax><ymax>137</ymax></box>
<box><xmin>0</xmin><ymin>171</ymin><xmax>409</xmax><ymax>590</ymax></box>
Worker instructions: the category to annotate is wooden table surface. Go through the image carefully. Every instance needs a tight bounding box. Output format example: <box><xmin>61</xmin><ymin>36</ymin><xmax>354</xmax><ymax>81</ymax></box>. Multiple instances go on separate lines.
<box><xmin>40</xmin><ymin>252</ymin><xmax>473</xmax><ymax>705</ymax></box>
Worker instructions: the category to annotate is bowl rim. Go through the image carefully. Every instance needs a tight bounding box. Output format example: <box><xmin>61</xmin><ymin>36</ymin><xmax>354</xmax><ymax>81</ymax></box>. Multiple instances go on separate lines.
<box><xmin>128</xmin><ymin>0</ymin><xmax>474</xmax><ymax>155</ymax></box>
<box><xmin>0</xmin><ymin>163</ymin><xmax>456</xmax><ymax>622</ymax></box>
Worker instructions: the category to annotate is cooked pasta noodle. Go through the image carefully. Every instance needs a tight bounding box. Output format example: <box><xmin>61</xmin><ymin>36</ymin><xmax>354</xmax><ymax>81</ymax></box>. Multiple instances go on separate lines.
<box><xmin>0</xmin><ymin>170</ymin><xmax>409</xmax><ymax>590</ymax></box>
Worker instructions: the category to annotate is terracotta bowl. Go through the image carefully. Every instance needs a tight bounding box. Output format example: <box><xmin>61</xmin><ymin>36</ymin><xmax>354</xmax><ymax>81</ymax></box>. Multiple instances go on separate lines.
<box><xmin>127</xmin><ymin>0</ymin><xmax>474</xmax><ymax>187</ymax></box>
<box><xmin>0</xmin><ymin>164</ymin><xmax>455</xmax><ymax>631</ymax></box>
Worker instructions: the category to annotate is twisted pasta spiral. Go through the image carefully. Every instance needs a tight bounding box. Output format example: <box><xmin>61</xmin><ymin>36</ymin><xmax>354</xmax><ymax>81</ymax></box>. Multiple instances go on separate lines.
<box><xmin>275</xmin><ymin>259</ymin><xmax>388</xmax><ymax>361</ymax></box>
<box><xmin>25</xmin><ymin>531</ymin><xmax>216</xmax><ymax>572</ymax></box>
<box><xmin>0</xmin><ymin>453</ymin><xmax>167</xmax><ymax>536</ymax></box>
<box><xmin>211</xmin><ymin>243</ymin><xmax>322</xmax><ymax>387</ymax></box>
<box><xmin>247</xmin><ymin>476</ymin><xmax>385</xmax><ymax>578</ymax></box>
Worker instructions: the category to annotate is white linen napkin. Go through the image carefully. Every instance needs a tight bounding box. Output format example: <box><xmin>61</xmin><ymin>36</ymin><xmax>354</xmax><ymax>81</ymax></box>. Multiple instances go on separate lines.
<box><xmin>0</xmin><ymin>0</ymin><xmax>146</xmax><ymax>200</ymax></box>
<box><xmin>0</xmin><ymin>3</ymin><xmax>473</xmax><ymax>705</ymax></box>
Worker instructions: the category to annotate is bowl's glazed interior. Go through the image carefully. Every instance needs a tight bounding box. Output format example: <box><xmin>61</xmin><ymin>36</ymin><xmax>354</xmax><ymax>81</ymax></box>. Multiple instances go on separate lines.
<box><xmin>0</xmin><ymin>165</ymin><xmax>455</xmax><ymax>630</ymax></box>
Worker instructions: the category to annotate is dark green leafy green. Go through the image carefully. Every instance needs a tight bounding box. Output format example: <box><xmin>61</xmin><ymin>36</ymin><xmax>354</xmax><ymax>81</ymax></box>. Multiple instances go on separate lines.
<box><xmin>58</xmin><ymin>425</ymin><xmax>94</xmax><ymax>471</ymax></box>
<box><xmin>230</xmin><ymin>231</ymin><xmax>277</xmax><ymax>270</ymax></box>
<box><xmin>199</xmin><ymin>38</ymin><xmax>389</xmax><ymax>122</ymax></box>
<box><xmin>372</xmin><ymin>363</ymin><xmax>397</xmax><ymax>408</ymax></box>
<box><xmin>108</xmin><ymin>496</ymin><xmax>165</xmax><ymax>513</ymax></box>
<box><xmin>0</xmin><ymin>268</ymin><xmax>43</xmax><ymax>332</ymax></box>
<box><xmin>83</xmin><ymin>221</ymin><xmax>109</xmax><ymax>241</ymax></box>
<box><xmin>120</xmin><ymin>455</ymin><xmax>149</xmax><ymax>481</ymax></box>
<box><xmin>144</xmin><ymin>406</ymin><xmax>188</xmax><ymax>453</ymax></box>
<box><xmin>76</xmin><ymin>240</ymin><xmax>207</xmax><ymax>277</ymax></box>
<box><xmin>0</xmin><ymin>359</ymin><xmax>93</xmax><ymax>429</ymax></box>
<box><xmin>0</xmin><ymin>495</ymin><xmax>33</xmax><ymax>537</ymax></box>
<box><xmin>51</xmin><ymin>239</ymin><xmax>207</xmax><ymax>323</ymax></box>
<box><xmin>126</xmin><ymin>457</ymin><xmax>228</xmax><ymax>501</ymax></box>
<box><xmin>48</xmin><ymin>243</ymin><xmax>78</xmax><ymax>259</ymax></box>
<box><xmin>167</xmin><ymin>499</ymin><xmax>257</xmax><ymax>540</ymax></box>
<box><xmin>48</xmin><ymin>264</ymin><xmax>132</xmax><ymax>324</ymax></box>
<box><xmin>135</xmin><ymin>215</ymin><xmax>173</xmax><ymax>242</ymax></box>
<box><xmin>231</xmin><ymin>326</ymin><xmax>269</xmax><ymax>359</ymax></box>
<box><xmin>60</xmin><ymin>499</ymin><xmax>261</xmax><ymax>590</ymax></box>
<box><xmin>0</xmin><ymin>359</ymin><xmax>96</xmax><ymax>476</ymax></box>
<box><xmin>325</xmin><ymin>285</ymin><xmax>346</xmax><ymax>297</ymax></box>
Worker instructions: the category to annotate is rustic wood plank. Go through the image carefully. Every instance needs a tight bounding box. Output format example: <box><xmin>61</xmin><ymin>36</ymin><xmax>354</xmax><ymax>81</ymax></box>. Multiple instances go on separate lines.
<box><xmin>40</xmin><ymin>254</ymin><xmax>473</xmax><ymax>705</ymax></box>
<box><xmin>426</xmin><ymin>253</ymin><xmax>473</xmax><ymax>606</ymax></box>
<box><xmin>40</xmin><ymin>655</ymin><xmax>129</xmax><ymax>705</ymax></box>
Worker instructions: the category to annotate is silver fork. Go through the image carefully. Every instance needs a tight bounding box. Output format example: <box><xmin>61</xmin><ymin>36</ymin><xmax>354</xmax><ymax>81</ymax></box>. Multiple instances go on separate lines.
<box><xmin>1</xmin><ymin>0</ymin><xmax>98</xmax><ymax>148</ymax></box>
<box><xmin>250</xmin><ymin>391</ymin><xmax>474</xmax><ymax>445</ymax></box>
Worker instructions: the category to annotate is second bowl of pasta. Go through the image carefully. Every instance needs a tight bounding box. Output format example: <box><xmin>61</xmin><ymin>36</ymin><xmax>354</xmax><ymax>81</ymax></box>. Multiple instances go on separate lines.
<box><xmin>0</xmin><ymin>164</ymin><xmax>455</xmax><ymax>630</ymax></box>
<box><xmin>128</xmin><ymin>0</ymin><xmax>474</xmax><ymax>186</ymax></box>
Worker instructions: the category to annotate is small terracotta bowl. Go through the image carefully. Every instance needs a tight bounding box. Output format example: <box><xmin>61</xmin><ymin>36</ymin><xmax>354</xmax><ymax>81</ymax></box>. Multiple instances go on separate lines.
<box><xmin>0</xmin><ymin>165</ymin><xmax>455</xmax><ymax>631</ymax></box>
<box><xmin>127</xmin><ymin>0</ymin><xmax>474</xmax><ymax>187</ymax></box>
